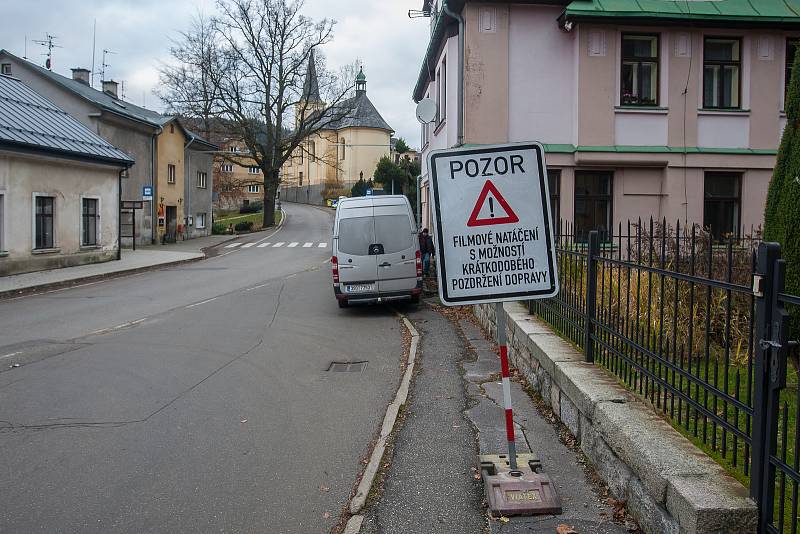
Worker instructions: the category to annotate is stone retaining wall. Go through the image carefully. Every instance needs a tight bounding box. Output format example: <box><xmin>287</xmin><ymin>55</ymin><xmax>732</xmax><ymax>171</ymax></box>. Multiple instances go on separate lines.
<box><xmin>474</xmin><ymin>302</ymin><xmax>757</xmax><ymax>534</ymax></box>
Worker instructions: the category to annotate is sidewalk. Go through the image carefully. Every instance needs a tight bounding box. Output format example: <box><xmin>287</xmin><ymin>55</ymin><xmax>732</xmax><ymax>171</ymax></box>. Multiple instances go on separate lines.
<box><xmin>359</xmin><ymin>304</ymin><xmax>632</xmax><ymax>534</ymax></box>
<box><xmin>0</xmin><ymin>234</ymin><xmax>235</xmax><ymax>297</ymax></box>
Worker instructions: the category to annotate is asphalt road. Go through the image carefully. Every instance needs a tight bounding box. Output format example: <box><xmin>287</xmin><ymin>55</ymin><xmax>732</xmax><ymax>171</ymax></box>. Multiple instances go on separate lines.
<box><xmin>0</xmin><ymin>202</ymin><xmax>407</xmax><ymax>533</ymax></box>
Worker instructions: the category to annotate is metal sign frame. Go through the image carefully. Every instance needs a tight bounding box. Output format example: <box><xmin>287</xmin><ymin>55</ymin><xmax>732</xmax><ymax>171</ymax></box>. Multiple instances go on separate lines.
<box><xmin>428</xmin><ymin>142</ymin><xmax>558</xmax><ymax>306</ymax></box>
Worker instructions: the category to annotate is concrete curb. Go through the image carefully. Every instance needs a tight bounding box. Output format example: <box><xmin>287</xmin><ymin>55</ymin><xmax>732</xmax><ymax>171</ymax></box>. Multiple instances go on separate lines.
<box><xmin>348</xmin><ymin>314</ymin><xmax>420</xmax><ymax>520</ymax></box>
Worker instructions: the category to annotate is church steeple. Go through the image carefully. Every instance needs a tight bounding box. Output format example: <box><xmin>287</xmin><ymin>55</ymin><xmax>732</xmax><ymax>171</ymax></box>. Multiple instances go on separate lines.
<box><xmin>355</xmin><ymin>67</ymin><xmax>367</xmax><ymax>96</ymax></box>
<box><xmin>302</xmin><ymin>49</ymin><xmax>321</xmax><ymax>103</ymax></box>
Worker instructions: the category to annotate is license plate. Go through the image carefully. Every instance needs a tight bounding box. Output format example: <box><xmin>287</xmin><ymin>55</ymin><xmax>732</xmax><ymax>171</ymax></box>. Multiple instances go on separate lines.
<box><xmin>345</xmin><ymin>283</ymin><xmax>375</xmax><ymax>293</ymax></box>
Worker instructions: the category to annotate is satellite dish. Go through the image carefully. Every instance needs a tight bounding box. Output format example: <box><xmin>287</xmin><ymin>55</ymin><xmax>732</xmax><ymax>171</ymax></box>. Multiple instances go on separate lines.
<box><xmin>416</xmin><ymin>98</ymin><xmax>437</xmax><ymax>124</ymax></box>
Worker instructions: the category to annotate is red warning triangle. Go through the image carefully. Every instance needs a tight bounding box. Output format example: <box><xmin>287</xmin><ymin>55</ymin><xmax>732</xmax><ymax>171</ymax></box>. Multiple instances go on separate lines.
<box><xmin>467</xmin><ymin>181</ymin><xmax>520</xmax><ymax>227</ymax></box>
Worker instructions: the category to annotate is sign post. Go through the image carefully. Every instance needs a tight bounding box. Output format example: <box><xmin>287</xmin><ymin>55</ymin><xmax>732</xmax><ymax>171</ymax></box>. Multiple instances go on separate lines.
<box><xmin>428</xmin><ymin>142</ymin><xmax>561</xmax><ymax>515</ymax></box>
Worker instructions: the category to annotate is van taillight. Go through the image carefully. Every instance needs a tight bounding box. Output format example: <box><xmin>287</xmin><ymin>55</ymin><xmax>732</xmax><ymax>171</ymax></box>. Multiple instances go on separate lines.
<box><xmin>415</xmin><ymin>250</ymin><xmax>423</xmax><ymax>277</ymax></box>
<box><xmin>331</xmin><ymin>256</ymin><xmax>340</xmax><ymax>283</ymax></box>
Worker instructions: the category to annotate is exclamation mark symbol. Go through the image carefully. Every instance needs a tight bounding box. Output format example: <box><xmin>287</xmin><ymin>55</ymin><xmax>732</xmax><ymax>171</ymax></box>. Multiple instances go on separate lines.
<box><xmin>489</xmin><ymin>197</ymin><xmax>495</xmax><ymax>218</ymax></box>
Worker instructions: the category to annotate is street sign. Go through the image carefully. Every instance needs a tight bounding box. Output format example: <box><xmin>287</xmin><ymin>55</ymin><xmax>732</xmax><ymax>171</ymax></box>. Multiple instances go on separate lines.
<box><xmin>121</xmin><ymin>200</ymin><xmax>144</xmax><ymax>210</ymax></box>
<box><xmin>142</xmin><ymin>185</ymin><xmax>153</xmax><ymax>201</ymax></box>
<box><xmin>365</xmin><ymin>188</ymin><xmax>373</xmax><ymax>196</ymax></box>
<box><xmin>428</xmin><ymin>143</ymin><xmax>558</xmax><ymax>306</ymax></box>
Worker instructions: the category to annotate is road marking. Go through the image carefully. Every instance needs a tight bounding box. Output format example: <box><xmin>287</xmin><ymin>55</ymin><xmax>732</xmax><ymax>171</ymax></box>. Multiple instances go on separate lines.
<box><xmin>318</xmin><ymin>242</ymin><xmax>328</xmax><ymax>248</ymax></box>
<box><xmin>257</xmin><ymin>243</ymin><xmax>271</xmax><ymax>248</ymax></box>
<box><xmin>225</xmin><ymin>242</ymin><xmax>242</xmax><ymax>248</ymax></box>
<box><xmin>273</xmin><ymin>242</ymin><xmax>285</xmax><ymax>248</ymax></box>
<box><xmin>303</xmin><ymin>242</ymin><xmax>313</xmax><ymax>248</ymax></box>
<box><xmin>0</xmin><ymin>352</ymin><xmax>21</xmax><ymax>360</ymax></box>
<box><xmin>241</xmin><ymin>243</ymin><xmax>255</xmax><ymax>248</ymax></box>
<box><xmin>185</xmin><ymin>297</ymin><xmax>218</xmax><ymax>309</ymax></box>
<box><xmin>288</xmin><ymin>242</ymin><xmax>299</xmax><ymax>248</ymax></box>
<box><xmin>246</xmin><ymin>283</ymin><xmax>270</xmax><ymax>292</ymax></box>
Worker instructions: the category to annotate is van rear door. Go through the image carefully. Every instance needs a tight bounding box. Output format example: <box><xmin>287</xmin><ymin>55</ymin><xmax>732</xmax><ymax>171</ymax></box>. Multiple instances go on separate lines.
<box><xmin>373</xmin><ymin>204</ymin><xmax>418</xmax><ymax>293</ymax></box>
<box><xmin>335</xmin><ymin>206</ymin><xmax>378</xmax><ymax>294</ymax></box>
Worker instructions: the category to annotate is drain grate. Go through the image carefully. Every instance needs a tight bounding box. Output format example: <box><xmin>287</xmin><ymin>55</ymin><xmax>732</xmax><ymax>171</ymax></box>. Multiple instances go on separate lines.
<box><xmin>327</xmin><ymin>361</ymin><xmax>368</xmax><ymax>373</ymax></box>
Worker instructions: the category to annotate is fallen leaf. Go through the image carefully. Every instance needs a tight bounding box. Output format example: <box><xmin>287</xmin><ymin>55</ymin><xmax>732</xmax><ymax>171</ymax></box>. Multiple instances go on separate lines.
<box><xmin>319</xmin><ymin>485</ymin><xmax>329</xmax><ymax>492</ymax></box>
<box><xmin>473</xmin><ymin>473</ymin><xmax>482</xmax><ymax>480</ymax></box>
<box><xmin>323</xmin><ymin>512</ymin><xmax>331</xmax><ymax>519</ymax></box>
<box><xmin>499</xmin><ymin>516</ymin><xmax>510</xmax><ymax>523</ymax></box>
<box><xmin>556</xmin><ymin>525</ymin><xmax>577</xmax><ymax>534</ymax></box>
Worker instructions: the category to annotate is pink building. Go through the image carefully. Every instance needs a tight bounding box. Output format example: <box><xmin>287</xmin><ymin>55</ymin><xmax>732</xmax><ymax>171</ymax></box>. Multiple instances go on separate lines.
<box><xmin>414</xmin><ymin>0</ymin><xmax>800</xmax><ymax>241</ymax></box>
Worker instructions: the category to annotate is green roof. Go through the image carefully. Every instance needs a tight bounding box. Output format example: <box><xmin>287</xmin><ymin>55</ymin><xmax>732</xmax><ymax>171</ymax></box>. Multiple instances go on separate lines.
<box><xmin>565</xmin><ymin>0</ymin><xmax>800</xmax><ymax>25</ymax></box>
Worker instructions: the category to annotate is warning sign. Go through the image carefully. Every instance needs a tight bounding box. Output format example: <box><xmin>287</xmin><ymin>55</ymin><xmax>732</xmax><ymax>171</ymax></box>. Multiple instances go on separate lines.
<box><xmin>467</xmin><ymin>181</ymin><xmax>520</xmax><ymax>227</ymax></box>
<box><xmin>428</xmin><ymin>143</ymin><xmax>558</xmax><ymax>305</ymax></box>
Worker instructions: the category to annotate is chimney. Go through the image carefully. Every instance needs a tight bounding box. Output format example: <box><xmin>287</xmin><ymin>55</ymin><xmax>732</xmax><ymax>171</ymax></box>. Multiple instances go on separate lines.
<box><xmin>102</xmin><ymin>80</ymin><xmax>118</xmax><ymax>99</ymax></box>
<box><xmin>71</xmin><ymin>68</ymin><xmax>90</xmax><ymax>85</ymax></box>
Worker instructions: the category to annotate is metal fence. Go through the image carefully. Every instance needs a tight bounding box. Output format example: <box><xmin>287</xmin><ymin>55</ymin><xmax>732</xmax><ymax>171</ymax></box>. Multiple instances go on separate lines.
<box><xmin>529</xmin><ymin>219</ymin><xmax>799</xmax><ymax>533</ymax></box>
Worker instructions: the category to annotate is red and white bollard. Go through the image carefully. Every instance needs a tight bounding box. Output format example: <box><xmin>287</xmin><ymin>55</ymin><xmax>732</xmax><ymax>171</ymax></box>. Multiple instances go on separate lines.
<box><xmin>496</xmin><ymin>302</ymin><xmax>518</xmax><ymax>471</ymax></box>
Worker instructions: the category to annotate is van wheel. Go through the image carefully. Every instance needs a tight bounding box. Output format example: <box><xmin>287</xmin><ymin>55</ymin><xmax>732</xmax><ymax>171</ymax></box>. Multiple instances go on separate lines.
<box><xmin>338</xmin><ymin>299</ymin><xmax>349</xmax><ymax>308</ymax></box>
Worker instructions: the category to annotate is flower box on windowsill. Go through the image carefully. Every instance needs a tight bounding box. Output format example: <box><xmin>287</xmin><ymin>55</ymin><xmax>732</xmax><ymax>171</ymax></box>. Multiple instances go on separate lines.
<box><xmin>615</xmin><ymin>106</ymin><xmax>669</xmax><ymax>114</ymax></box>
<box><xmin>31</xmin><ymin>247</ymin><xmax>61</xmax><ymax>255</ymax></box>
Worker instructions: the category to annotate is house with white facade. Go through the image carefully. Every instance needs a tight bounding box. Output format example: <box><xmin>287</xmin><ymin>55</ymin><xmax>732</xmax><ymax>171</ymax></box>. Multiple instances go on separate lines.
<box><xmin>0</xmin><ymin>74</ymin><xmax>133</xmax><ymax>276</ymax></box>
<box><xmin>415</xmin><ymin>0</ymin><xmax>800</xmax><ymax>241</ymax></box>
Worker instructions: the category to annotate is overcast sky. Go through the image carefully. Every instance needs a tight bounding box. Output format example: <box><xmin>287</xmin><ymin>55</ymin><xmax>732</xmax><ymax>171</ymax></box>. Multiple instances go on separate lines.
<box><xmin>1</xmin><ymin>0</ymin><xmax>431</xmax><ymax>147</ymax></box>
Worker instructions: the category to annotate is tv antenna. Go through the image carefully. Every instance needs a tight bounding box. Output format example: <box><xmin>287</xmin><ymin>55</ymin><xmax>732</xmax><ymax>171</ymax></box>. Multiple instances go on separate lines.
<box><xmin>32</xmin><ymin>33</ymin><xmax>62</xmax><ymax>70</ymax></box>
<box><xmin>95</xmin><ymin>48</ymin><xmax>116</xmax><ymax>84</ymax></box>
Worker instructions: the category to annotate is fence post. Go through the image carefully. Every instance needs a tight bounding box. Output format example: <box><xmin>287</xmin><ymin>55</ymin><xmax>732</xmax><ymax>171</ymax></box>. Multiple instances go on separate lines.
<box><xmin>751</xmin><ymin>243</ymin><xmax>781</xmax><ymax>528</ymax></box>
<box><xmin>584</xmin><ymin>230</ymin><xmax>599</xmax><ymax>363</ymax></box>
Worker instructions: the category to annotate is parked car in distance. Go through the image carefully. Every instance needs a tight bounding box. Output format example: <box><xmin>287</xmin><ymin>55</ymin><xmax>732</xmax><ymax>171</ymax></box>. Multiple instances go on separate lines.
<box><xmin>331</xmin><ymin>195</ymin><xmax>422</xmax><ymax>308</ymax></box>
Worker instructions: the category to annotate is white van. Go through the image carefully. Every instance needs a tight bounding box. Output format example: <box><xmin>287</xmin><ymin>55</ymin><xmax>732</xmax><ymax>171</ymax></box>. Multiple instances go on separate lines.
<box><xmin>331</xmin><ymin>195</ymin><xmax>422</xmax><ymax>307</ymax></box>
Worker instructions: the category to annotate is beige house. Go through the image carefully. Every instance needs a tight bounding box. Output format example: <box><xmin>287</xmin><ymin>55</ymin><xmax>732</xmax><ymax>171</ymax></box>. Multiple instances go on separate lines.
<box><xmin>0</xmin><ymin>74</ymin><xmax>133</xmax><ymax>276</ymax></box>
<box><xmin>415</xmin><ymin>0</ymin><xmax>800</xmax><ymax>241</ymax></box>
<box><xmin>281</xmin><ymin>60</ymin><xmax>394</xmax><ymax>205</ymax></box>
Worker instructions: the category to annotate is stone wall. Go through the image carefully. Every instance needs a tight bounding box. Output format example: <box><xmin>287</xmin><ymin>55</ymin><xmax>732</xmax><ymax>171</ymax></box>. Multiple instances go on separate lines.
<box><xmin>280</xmin><ymin>184</ymin><xmax>327</xmax><ymax>206</ymax></box>
<box><xmin>475</xmin><ymin>302</ymin><xmax>757</xmax><ymax>534</ymax></box>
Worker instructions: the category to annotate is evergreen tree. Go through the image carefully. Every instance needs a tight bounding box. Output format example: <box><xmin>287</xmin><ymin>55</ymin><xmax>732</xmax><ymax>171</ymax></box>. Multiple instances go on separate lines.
<box><xmin>764</xmin><ymin>49</ymin><xmax>800</xmax><ymax>328</ymax></box>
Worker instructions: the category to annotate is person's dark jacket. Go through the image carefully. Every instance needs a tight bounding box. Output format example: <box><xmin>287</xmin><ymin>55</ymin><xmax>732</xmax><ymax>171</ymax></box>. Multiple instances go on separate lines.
<box><xmin>419</xmin><ymin>234</ymin><xmax>435</xmax><ymax>255</ymax></box>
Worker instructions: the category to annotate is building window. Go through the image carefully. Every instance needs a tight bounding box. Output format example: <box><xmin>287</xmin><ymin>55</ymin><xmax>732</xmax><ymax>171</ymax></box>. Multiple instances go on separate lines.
<box><xmin>310</xmin><ymin>141</ymin><xmax>316</xmax><ymax>162</ymax></box>
<box><xmin>340</xmin><ymin>138</ymin><xmax>346</xmax><ymax>160</ymax></box>
<box><xmin>437</xmin><ymin>58</ymin><xmax>446</xmax><ymax>124</ymax></box>
<box><xmin>197</xmin><ymin>171</ymin><xmax>207</xmax><ymax>189</ymax></box>
<box><xmin>704</xmin><ymin>172</ymin><xmax>741</xmax><ymax>241</ymax></box>
<box><xmin>221</xmin><ymin>163</ymin><xmax>233</xmax><ymax>173</ymax></box>
<box><xmin>170</xmin><ymin>124</ymin><xmax>175</xmax><ymax>134</ymax></box>
<box><xmin>703</xmin><ymin>37</ymin><xmax>741</xmax><ymax>109</ymax></box>
<box><xmin>196</xmin><ymin>213</ymin><xmax>207</xmax><ymax>229</ymax></box>
<box><xmin>786</xmin><ymin>38</ymin><xmax>800</xmax><ymax>99</ymax></box>
<box><xmin>248</xmin><ymin>166</ymin><xmax>260</xmax><ymax>175</ymax></box>
<box><xmin>574</xmin><ymin>171</ymin><xmax>613</xmax><ymax>243</ymax></box>
<box><xmin>547</xmin><ymin>169</ymin><xmax>561</xmax><ymax>227</ymax></box>
<box><xmin>1</xmin><ymin>63</ymin><xmax>10</xmax><ymax>76</ymax></box>
<box><xmin>299</xmin><ymin>171</ymin><xmax>304</xmax><ymax>186</ymax></box>
<box><xmin>247</xmin><ymin>184</ymin><xmax>260</xmax><ymax>194</ymax></box>
<box><xmin>167</xmin><ymin>164</ymin><xmax>176</xmax><ymax>184</ymax></box>
<box><xmin>621</xmin><ymin>34</ymin><xmax>659</xmax><ymax>106</ymax></box>
<box><xmin>34</xmin><ymin>196</ymin><xmax>55</xmax><ymax>249</ymax></box>
<box><xmin>229</xmin><ymin>145</ymin><xmax>239</xmax><ymax>153</ymax></box>
<box><xmin>82</xmin><ymin>198</ymin><xmax>99</xmax><ymax>246</ymax></box>
<box><xmin>299</xmin><ymin>148</ymin><xmax>304</xmax><ymax>164</ymax></box>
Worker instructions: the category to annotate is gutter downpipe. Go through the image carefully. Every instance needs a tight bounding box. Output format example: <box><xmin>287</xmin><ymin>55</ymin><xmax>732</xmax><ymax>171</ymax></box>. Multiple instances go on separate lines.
<box><xmin>441</xmin><ymin>1</ymin><xmax>465</xmax><ymax>147</ymax></box>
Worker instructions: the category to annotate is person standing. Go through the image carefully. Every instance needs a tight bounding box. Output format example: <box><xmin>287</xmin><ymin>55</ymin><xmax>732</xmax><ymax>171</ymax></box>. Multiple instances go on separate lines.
<box><xmin>418</xmin><ymin>228</ymin><xmax>435</xmax><ymax>277</ymax></box>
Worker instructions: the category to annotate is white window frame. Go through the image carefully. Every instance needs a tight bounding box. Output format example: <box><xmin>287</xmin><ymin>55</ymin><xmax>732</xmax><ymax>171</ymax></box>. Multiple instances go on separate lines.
<box><xmin>197</xmin><ymin>171</ymin><xmax>207</xmax><ymax>189</ymax></box>
<box><xmin>80</xmin><ymin>195</ymin><xmax>102</xmax><ymax>247</ymax></box>
<box><xmin>1</xmin><ymin>63</ymin><xmax>10</xmax><ymax>76</ymax></box>
<box><xmin>248</xmin><ymin>166</ymin><xmax>260</xmax><ymax>175</ymax></box>
<box><xmin>167</xmin><ymin>164</ymin><xmax>176</xmax><ymax>184</ymax></box>
<box><xmin>196</xmin><ymin>212</ymin><xmax>207</xmax><ymax>229</ymax></box>
<box><xmin>247</xmin><ymin>184</ymin><xmax>260</xmax><ymax>194</ymax></box>
<box><xmin>221</xmin><ymin>163</ymin><xmax>233</xmax><ymax>173</ymax></box>
<box><xmin>31</xmin><ymin>192</ymin><xmax>57</xmax><ymax>251</ymax></box>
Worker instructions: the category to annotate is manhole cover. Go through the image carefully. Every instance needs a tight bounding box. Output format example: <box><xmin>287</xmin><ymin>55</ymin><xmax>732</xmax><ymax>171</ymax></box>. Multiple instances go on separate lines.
<box><xmin>327</xmin><ymin>361</ymin><xmax>367</xmax><ymax>373</ymax></box>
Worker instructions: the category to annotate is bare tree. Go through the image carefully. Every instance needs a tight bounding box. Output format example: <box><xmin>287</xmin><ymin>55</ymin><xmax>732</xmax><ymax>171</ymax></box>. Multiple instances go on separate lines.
<box><xmin>158</xmin><ymin>0</ymin><xmax>355</xmax><ymax>227</ymax></box>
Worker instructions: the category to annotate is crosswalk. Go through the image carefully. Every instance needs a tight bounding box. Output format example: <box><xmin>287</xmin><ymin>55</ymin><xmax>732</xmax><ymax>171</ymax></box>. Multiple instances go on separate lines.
<box><xmin>224</xmin><ymin>241</ymin><xmax>329</xmax><ymax>250</ymax></box>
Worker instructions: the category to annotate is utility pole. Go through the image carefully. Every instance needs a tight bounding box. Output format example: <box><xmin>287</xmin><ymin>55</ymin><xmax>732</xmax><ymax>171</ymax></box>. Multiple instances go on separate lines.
<box><xmin>32</xmin><ymin>33</ymin><xmax>62</xmax><ymax>70</ymax></box>
<box><xmin>90</xmin><ymin>19</ymin><xmax>96</xmax><ymax>88</ymax></box>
